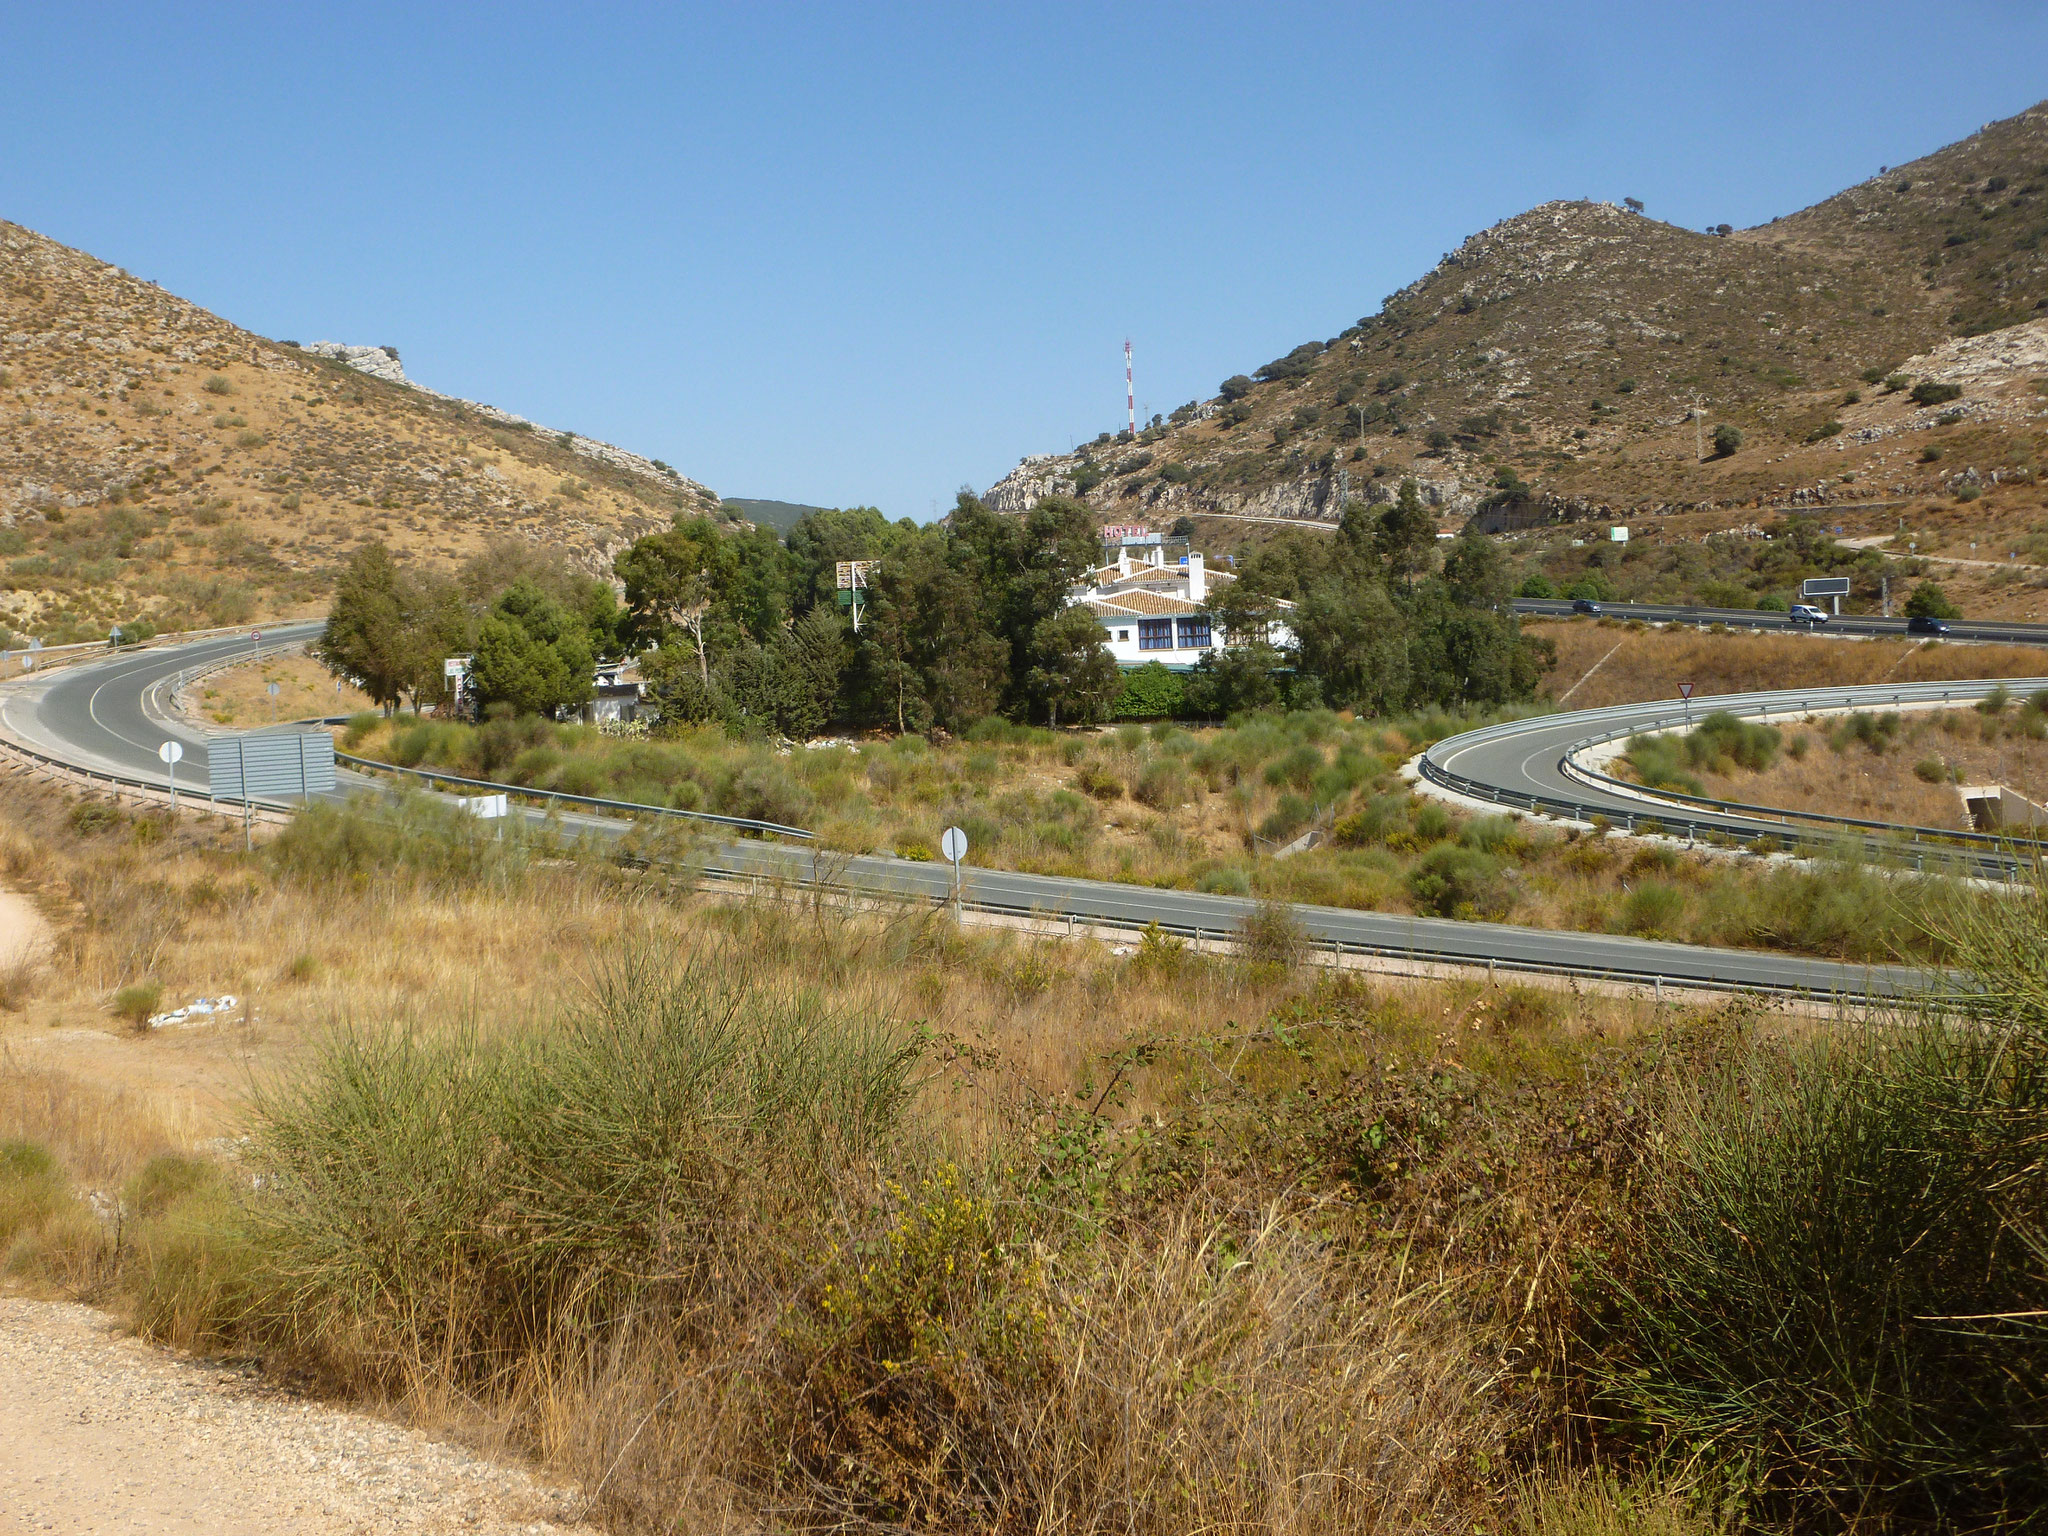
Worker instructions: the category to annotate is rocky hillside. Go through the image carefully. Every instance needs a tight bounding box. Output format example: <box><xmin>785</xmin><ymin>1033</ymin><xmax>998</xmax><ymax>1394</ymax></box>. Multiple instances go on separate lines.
<box><xmin>0</xmin><ymin>221</ymin><xmax>723</xmax><ymax>645</ymax></box>
<box><xmin>988</xmin><ymin>102</ymin><xmax>2048</xmax><ymax>538</ymax></box>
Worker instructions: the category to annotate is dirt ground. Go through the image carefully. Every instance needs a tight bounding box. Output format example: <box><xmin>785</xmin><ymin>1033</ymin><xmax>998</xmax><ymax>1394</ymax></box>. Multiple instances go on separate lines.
<box><xmin>0</xmin><ymin>1297</ymin><xmax>596</xmax><ymax>1536</ymax></box>
<box><xmin>1535</xmin><ymin>619</ymin><xmax>2048</xmax><ymax>712</ymax></box>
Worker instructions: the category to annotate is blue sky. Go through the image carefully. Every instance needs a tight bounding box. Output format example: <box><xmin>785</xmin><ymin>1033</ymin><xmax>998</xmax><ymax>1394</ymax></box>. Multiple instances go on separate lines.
<box><xmin>4</xmin><ymin>3</ymin><xmax>2046</xmax><ymax>519</ymax></box>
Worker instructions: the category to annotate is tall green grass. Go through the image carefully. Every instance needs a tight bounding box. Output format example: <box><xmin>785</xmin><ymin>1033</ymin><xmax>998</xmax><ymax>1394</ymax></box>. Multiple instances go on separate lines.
<box><xmin>243</xmin><ymin>947</ymin><xmax>924</xmax><ymax>1385</ymax></box>
<box><xmin>1592</xmin><ymin>880</ymin><xmax>2048</xmax><ymax>1527</ymax></box>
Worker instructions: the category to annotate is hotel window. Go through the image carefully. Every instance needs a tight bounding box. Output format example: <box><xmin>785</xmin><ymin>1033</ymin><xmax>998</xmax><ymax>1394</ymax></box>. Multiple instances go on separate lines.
<box><xmin>1176</xmin><ymin>615</ymin><xmax>1212</xmax><ymax>649</ymax></box>
<box><xmin>1117</xmin><ymin>629</ymin><xmax>1130</xmax><ymax>642</ymax></box>
<box><xmin>1137</xmin><ymin>618</ymin><xmax>1173</xmax><ymax>651</ymax></box>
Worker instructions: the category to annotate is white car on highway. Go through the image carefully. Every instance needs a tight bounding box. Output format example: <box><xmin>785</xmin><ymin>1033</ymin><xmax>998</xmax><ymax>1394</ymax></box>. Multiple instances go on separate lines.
<box><xmin>1788</xmin><ymin>603</ymin><xmax>1829</xmax><ymax>626</ymax></box>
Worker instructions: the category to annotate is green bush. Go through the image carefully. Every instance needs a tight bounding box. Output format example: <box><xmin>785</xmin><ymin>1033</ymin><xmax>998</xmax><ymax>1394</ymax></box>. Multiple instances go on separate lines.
<box><xmin>1517</xmin><ymin>573</ymin><xmax>1558</xmax><ymax>599</ymax></box>
<box><xmin>113</xmin><ymin>981</ymin><xmax>162</xmax><ymax>1027</ymax></box>
<box><xmin>1905</xmin><ymin>581</ymin><xmax>1961</xmax><ymax>621</ymax></box>
<box><xmin>0</xmin><ymin>1140</ymin><xmax>68</xmax><ymax>1250</ymax></box>
<box><xmin>1406</xmin><ymin>843</ymin><xmax>1508</xmax><ymax>919</ymax></box>
<box><xmin>1114</xmin><ymin>662</ymin><xmax>1186</xmax><ymax>719</ymax></box>
<box><xmin>1710</xmin><ymin>423</ymin><xmax>1744</xmax><ymax>457</ymax></box>
<box><xmin>1909</xmin><ymin>380</ymin><xmax>1963</xmax><ymax>406</ymax></box>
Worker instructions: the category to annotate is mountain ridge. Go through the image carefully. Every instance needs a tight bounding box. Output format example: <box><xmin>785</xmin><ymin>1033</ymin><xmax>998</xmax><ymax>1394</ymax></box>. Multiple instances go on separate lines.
<box><xmin>987</xmin><ymin>102</ymin><xmax>2048</xmax><ymax>535</ymax></box>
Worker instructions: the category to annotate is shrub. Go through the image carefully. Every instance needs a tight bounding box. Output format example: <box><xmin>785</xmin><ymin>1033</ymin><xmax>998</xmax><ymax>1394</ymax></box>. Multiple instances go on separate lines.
<box><xmin>1114</xmin><ymin>662</ymin><xmax>1185</xmax><ymax>720</ymax></box>
<box><xmin>113</xmin><ymin>981</ymin><xmax>163</xmax><ymax>1027</ymax></box>
<box><xmin>1133</xmin><ymin>759</ymin><xmax>1189</xmax><ymax>810</ymax></box>
<box><xmin>1235</xmin><ymin>898</ymin><xmax>1307</xmax><ymax>969</ymax></box>
<box><xmin>1710</xmin><ymin>423</ymin><xmax>1743</xmax><ymax>457</ymax></box>
<box><xmin>1920</xmin><ymin>445</ymin><xmax>1944</xmax><ymax>462</ymax></box>
<box><xmin>1618</xmin><ymin>881</ymin><xmax>1688</xmax><ymax>939</ymax></box>
<box><xmin>0</xmin><ymin>1139</ymin><xmax>69</xmax><ymax>1250</ymax></box>
<box><xmin>245</xmin><ymin>949</ymin><xmax>922</xmax><ymax>1388</ymax></box>
<box><xmin>1073</xmin><ymin>763</ymin><xmax>1122</xmax><ymax>801</ymax></box>
<box><xmin>202</xmin><ymin>374</ymin><xmax>232</xmax><ymax>395</ymax></box>
<box><xmin>1407</xmin><ymin>843</ymin><xmax>1508</xmax><ymax>919</ymax></box>
<box><xmin>66</xmin><ymin>800</ymin><xmax>125</xmax><ymax>837</ymax></box>
<box><xmin>1218</xmin><ymin>374</ymin><xmax>1254</xmax><ymax>402</ymax></box>
<box><xmin>1914</xmin><ymin>758</ymin><xmax>1953</xmax><ymax>783</ymax></box>
<box><xmin>1517</xmin><ymin>572</ymin><xmax>1558</xmax><ymax>599</ymax></box>
<box><xmin>1909</xmin><ymin>380</ymin><xmax>1963</xmax><ymax>406</ymax></box>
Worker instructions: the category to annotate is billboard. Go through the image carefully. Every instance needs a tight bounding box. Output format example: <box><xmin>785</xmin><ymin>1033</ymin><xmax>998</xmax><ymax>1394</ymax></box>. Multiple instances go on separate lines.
<box><xmin>1801</xmin><ymin>577</ymin><xmax>1851</xmax><ymax>598</ymax></box>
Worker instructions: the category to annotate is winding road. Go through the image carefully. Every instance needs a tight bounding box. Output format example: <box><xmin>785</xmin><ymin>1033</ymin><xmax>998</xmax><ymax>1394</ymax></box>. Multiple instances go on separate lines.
<box><xmin>0</xmin><ymin>622</ymin><xmax>1971</xmax><ymax>1002</ymax></box>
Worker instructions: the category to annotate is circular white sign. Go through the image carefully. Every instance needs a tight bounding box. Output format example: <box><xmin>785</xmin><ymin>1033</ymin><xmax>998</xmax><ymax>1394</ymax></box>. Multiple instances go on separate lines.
<box><xmin>940</xmin><ymin>826</ymin><xmax>968</xmax><ymax>864</ymax></box>
<box><xmin>267</xmin><ymin>682</ymin><xmax>280</xmax><ymax>696</ymax></box>
<box><xmin>250</xmin><ymin>629</ymin><xmax>262</xmax><ymax>642</ymax></box>
<box><xmin>158</xmin><ymin>740</ymin><xmax>184</xmax><ymax>766</ymax></box>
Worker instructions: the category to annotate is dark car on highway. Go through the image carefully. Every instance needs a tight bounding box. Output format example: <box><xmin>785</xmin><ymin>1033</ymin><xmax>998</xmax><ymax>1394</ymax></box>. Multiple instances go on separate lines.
<box><xmin>1906</xmin><ymin>615</ymin><xmax>1952</xmax><ymax>636</ymax></box>
<box><xmin>1571</xmin><ymin>598</ymin><xmax>1603</xmax><ymax>616</ymax></box>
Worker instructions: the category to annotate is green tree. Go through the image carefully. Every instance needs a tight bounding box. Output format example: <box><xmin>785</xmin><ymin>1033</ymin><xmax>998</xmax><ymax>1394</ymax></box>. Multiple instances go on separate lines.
<box><xmin>1375</xmin><ymin>479</ymin><xmax>1439</xmax><ymax>589</ymax></box>
<box><xmin>315</xmin><ymin>542</ymin><xmax>411</xmax><ymax>711</ymax></box>
<box><xmin>471</xmin><ymin>580</ymin><xmax>594</xmax><ymax>718</ymax></box>
<box><xmin>1024</xmin><ymin>605</ymin><xmax>1121</xmax><ymax>727</ymax></box>
<box><xmin>1295</xmin><ymin>577</ymin><xmax>1409</xmax><ymax>715</ymax></box>
<box><xmin>397</xmin><ymin>573</ymin><xmax>471</xmax><ymax>712</ymax></box>
<box><xmin>1905</xmin><ymin>581</ymin><xmax>1961</xmax><ymax>620</ymax></box>
<box><xmin>1441</xmin><ymin>526</ymin><xmax>1514</xmax><ymax>612</ymax></box>
<box><xmin>1711</xmin><ymin>423</ymin><xmax>1744</xmax><ymax>458</ymax></box>
<box><xmin>614</xmin><ymin>517</ymin><xmax>738</xmax><ymax>684</ymax></box>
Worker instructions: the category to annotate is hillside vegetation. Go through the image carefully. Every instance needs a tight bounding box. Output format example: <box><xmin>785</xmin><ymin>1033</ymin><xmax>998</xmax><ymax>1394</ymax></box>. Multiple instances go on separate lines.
<box><xmin>0</xmin><ymin>221</ymin><xmax>723</xmax><ymax>645</ymax></box>
<box><xmin>990</xmin><ymin>102</ymin><xmax>2048</xmax><ymax>542</ymax></box>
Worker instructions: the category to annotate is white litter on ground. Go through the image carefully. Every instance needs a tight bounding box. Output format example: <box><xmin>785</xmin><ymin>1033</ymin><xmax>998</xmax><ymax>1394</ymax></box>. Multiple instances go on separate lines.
<box><xmin>146</xmin><ymin>994</ymin><xmax>239</xmax><ymax>1030</ymax></box>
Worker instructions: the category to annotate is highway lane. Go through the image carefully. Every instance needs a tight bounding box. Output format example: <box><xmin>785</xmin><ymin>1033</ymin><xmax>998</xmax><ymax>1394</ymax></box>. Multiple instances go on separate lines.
<box><xmin>1513</xmin><ymin>598</ymin><xmax>2048</xmax><ymax>647</ymax></box>
<box><xmin>4</xmin><ymin>629</ymin><xmax>1944</xmax><ymax>1001</ymax></box>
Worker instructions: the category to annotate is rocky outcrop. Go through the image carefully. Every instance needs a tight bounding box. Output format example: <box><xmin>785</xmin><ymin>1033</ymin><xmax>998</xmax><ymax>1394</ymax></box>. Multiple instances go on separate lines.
<box><xmin>303</xmin><ymin>342</ymin><xmax>408</xmax><ymax>383</ymax></box>
<box><xmin>295</xmin><ymin>342</ymin><xmax>713</xmax><ymax>501</ymax></box>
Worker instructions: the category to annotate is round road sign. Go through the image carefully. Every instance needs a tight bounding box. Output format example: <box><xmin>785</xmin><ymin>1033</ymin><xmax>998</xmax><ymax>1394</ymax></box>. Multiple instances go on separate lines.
<box><xmin>941</xmin><ymin>826</ymin><xmax>968</xmax><ymax>864</ymax></box>
<box><xmin>158</xmin><ymin>740</ymin><xmax>184</xmax><ymax>766</ymax></box>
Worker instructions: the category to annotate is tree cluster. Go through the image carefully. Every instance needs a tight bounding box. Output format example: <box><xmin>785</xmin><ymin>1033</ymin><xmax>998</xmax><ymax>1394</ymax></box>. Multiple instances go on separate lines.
<box><xmin>317</xmin><ymin>538</ymin><xmax>623</xmax><ymax>718</ymax></box>
<box><xmin>616</xmin><ymin>497</ymin><xmax>1120</xmax><ymax>735</ymax></box>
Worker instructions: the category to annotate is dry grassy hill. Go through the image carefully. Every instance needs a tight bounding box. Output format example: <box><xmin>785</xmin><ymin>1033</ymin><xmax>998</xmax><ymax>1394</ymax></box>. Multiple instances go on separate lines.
<box><xmin>0</xmin><ymin>221</ymin><xmax>724</xmax><ymax>645</ymax></box>
<box><xmin>988</xmin><ymin>102</ymin><xmax>2048</xmax><ymax>548</ymax></box>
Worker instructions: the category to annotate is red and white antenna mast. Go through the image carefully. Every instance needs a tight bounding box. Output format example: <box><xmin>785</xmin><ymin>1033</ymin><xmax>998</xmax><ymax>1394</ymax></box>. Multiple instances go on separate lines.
<box><xmin>1125</xmin><ymin>339</ymin><xmax>1136</xmax><ymax>437</ymax></box>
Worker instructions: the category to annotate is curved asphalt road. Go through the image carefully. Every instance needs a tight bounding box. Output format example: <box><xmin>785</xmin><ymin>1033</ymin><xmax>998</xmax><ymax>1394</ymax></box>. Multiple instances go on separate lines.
<box><xmin>1</xmin><ymin>626</ymin><xmax>1945</xmax><ymax>1001</ymax></box>
<box><xmin>1425</xmin><ymin>675</ymin><xmax>2048</xmax><ymax>866</ymax></box>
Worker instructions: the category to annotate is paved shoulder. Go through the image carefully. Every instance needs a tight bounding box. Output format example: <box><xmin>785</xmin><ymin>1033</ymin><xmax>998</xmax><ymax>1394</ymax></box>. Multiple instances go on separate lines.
<box><xmin>0</xmin><ymin>1298</ymin><xmax>594</xmax><ymax>1535</ymax></box>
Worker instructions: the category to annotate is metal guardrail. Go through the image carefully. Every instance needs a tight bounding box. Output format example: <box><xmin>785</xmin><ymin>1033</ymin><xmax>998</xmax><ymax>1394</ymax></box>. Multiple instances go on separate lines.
<box><xmin>333</xmin><ymin>749</ymin><xmax>815</xmax><ymax>839</ymax></box>
<box><xmin>682</xmin><ymin>861</ymin><xmax>1933</xmax><ymax>1004</ymax></box>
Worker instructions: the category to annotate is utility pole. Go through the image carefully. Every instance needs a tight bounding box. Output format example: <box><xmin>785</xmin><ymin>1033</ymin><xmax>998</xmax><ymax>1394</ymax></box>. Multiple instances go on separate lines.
<box><xmin>1125</xmin><ymin>339</ymin><xmax>1136</xmax><ymax>439</ymax></box>
<box><xmin>1692</xmin><ymin>394</ymin><xmax>1705</xmax><ymax>462</ymax></box>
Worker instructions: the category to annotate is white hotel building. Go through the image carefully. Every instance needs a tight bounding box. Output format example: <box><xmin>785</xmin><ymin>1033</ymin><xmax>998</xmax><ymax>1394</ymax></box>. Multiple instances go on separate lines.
<box><xmin>1069</xmin><ymin>544</ymin><xmax>1296</xmax><ymax>669</ymax></box>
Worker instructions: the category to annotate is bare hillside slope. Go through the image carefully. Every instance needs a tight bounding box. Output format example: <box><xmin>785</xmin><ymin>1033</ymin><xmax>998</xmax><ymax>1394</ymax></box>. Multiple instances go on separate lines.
<box><xmin>0</xmin><ymin>221</ymin><xmax>722</xmax><ymax>644</ymax></box>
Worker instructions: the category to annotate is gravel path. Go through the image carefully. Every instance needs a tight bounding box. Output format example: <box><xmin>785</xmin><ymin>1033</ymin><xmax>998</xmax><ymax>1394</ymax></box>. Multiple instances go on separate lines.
<box><xmin>0</xmin><ymin>1298</ymin><xmax>598</xmax><ymax>1535</ymax></box>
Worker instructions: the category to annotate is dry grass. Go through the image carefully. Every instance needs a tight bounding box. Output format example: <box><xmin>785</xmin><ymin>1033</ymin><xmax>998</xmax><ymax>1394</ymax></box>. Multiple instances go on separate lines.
<box><xmin>1666</xmin><ymin>704</ymin><xmax>2048</xmax><ymax>829</ymax></box>
<box><xmin>192</xmin><ymin>652</ymin><xmax>374</xmax><ymax>726</ymax></box>
<box><xmin>1535</xmin><ymin>619</ymin><xmax>2048</xmax><ymax>711</ymax></box>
